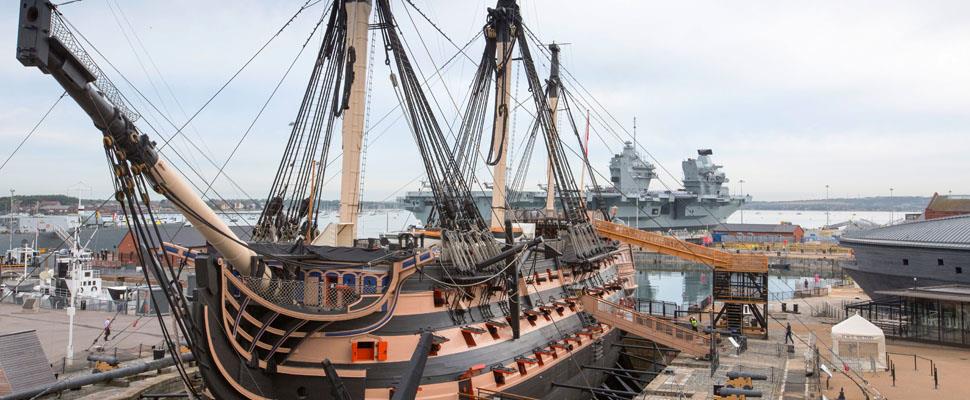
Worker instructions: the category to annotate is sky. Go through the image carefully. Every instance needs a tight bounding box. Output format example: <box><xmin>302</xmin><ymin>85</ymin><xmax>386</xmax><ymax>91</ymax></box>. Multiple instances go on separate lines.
<box><xmin>2</xmin><ymin>0</ymin><xmax>969</xmax><ymax>202</ymax></box>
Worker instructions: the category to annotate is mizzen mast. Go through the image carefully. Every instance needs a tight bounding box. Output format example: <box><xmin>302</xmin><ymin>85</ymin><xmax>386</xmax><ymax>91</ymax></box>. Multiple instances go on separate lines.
<box><xmin>336</xmin><ymin>0</ymin><xmax>373</xmax><ymax>246</ymax></box>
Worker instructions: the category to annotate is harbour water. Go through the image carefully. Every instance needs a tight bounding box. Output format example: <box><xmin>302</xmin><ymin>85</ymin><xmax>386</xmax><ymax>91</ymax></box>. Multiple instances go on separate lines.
<box><xmin>636</xmin><ymin>266</ymin><xmax>843</xmax><ymax>306</ymax></box>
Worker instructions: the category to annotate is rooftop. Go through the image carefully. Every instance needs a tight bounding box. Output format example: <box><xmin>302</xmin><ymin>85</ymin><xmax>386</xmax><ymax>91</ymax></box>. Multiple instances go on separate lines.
<box><xmin>926</xmin><ymin>193</ymin><xmax>970</xmax><ymax>213</ymax></box>
<box><xmin>839</xmin><ymin>214</ymin><xmax>970</xmax><ymax>250</ymax></box>
<box><xmin>875</xmin><ymin>284</ymin><xmax>970</xmax><ymax>303</ymax></box>
<box><xmin>712</xmin><ymin>223</ymin><xmax>802</xmax><ymax>234</ymax></box>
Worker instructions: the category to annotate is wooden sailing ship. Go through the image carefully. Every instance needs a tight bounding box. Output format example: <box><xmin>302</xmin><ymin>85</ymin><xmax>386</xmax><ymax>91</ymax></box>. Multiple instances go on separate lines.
<box><xmin>16</xmin><ymin>0</ymin><xmax>767</xmax><ymax>398</ymax></box>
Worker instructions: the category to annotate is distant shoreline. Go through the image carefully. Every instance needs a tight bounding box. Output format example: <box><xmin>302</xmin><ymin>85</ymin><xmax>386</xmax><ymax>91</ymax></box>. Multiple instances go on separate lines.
<box><xmin>746</xmin><ymin>196</ymin><xmax>929</xmax><ymax>212</ymax></box>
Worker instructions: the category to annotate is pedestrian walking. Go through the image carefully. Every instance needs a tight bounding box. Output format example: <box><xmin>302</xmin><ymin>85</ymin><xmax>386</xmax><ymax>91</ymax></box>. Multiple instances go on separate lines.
<box><xmin>103</xmin><ymin>317</ymin><xmax>112</xmax><ymax>342</ymax></box>
<box><xmin>837</xmin><ymin>387</ymin><xmax>845</xmax><ymax>400</ymax></box>
<box><xmin>785</xmin><ymin>322</ymin><xmax>794</xmax><ymax>344</ymax></box>
<box><xmin>690</xmin><ymin>316</ymin><xmax>699</xmax><ymax>332</ymax></box>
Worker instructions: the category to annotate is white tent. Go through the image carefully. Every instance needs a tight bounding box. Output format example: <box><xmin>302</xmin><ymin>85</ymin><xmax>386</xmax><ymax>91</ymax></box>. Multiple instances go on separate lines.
<box><xmin>831</xmin><ymin>314</ymin><xmax>886</xmax><ymax>371</ymax></box>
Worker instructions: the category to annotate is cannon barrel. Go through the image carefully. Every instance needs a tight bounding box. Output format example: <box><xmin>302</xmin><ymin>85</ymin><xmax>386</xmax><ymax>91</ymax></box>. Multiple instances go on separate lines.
<box><xmin>717</xmin><ymin>387</ymin><xmax>763</xmax><ymax>397</ymax></box>
<box><xmin>86</xmin><ymin>354</ymin><xmax>120</xmax><ymax>366</ymax></box>
<box><xmin>0</xmin><ymin>353</ymin><xmax>194</xmax><ymax>400</ymax></box>
<box><xmin>726</xmin><ymin>371</ymin><xmax>768</xmax><ymax>380</ymax></box>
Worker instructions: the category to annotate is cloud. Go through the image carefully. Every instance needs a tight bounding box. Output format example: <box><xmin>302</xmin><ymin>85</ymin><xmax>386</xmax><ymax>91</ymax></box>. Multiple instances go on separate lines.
<box><xmin>1</xmin><ymin>0</ymin><xmax>968</xmax><ymax>202</ymax></box>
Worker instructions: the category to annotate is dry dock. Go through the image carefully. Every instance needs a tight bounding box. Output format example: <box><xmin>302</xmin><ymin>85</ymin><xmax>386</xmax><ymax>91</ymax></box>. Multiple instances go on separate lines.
<box><xmin>635</xmin><ymin>286</ymin><xmax>970</xmax><ymax>400</ymax></box>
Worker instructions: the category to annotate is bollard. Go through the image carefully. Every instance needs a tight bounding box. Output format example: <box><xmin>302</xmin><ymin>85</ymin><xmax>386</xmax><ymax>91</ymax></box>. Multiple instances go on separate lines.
<box><xmin>891</xmin><ymin>364</ymin><xmax>895</xmax><ymax>387</ymax></box>
<box><xmin>914</xmin><ymin>354</ymin><xmax>918</xmax><ymax>371</ymax></box>
<box><xmin>934</xmin><ymin>366</ymin><xmax>938</xmax><ymax>389</ymax></box>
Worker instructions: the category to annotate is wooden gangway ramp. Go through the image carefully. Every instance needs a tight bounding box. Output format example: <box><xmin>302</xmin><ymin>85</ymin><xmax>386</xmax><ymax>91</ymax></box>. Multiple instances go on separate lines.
<box><xmin>581</xmin><ymin>295</ymin><xmax>711</xmax><ymax>356</ymax></box>
<box><xmin>592</xmin><ymin>219</ymin><xmax>768</xmax><ymax>273</ymax></box>
<box><xmin>592</xmin><ymin>219</ymin><xmax>771</xmax><ymax>336</ymax></box>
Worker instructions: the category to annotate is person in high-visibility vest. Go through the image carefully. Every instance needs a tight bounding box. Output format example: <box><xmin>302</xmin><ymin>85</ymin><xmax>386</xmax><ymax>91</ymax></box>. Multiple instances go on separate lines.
<box><xmin>689</xmin><ymin>316</ymin><xmax>699</xmax><ymax>332</ymax></box>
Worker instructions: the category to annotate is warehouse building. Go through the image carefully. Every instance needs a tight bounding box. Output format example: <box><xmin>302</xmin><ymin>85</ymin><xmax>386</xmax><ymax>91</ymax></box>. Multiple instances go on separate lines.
<box><xmin>711</xmin><ymin>222</ymin><xmax>804</xmax><ymax>244</ymax></box>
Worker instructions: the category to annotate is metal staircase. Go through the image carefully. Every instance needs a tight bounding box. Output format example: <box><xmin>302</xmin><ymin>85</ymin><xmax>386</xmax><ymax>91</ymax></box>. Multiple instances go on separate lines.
<box><xmin>580</xmin><ymin>295</ymin><xmax>711</xmax><ymax>357</ymax></box>
<box><xmin>592</xmin><ymin>219</ymin><xmax>770</xmax><ymax>337</ymax></box>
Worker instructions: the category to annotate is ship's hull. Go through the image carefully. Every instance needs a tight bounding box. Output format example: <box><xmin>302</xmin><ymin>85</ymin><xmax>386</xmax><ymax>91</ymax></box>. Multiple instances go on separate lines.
<box><xmin>840</xmin><ymin>241</ymin><xmax>970</xmax><ymax>299</ymax></box>
<box><xmin>401</xmin><ymin>190</ymin><xmax>743</xmax><ymax>231</ymax></box>
<box><xmin>190</xmin><ymin>244</ymin><xmax>641</xmax><ymax>399</ymax></box>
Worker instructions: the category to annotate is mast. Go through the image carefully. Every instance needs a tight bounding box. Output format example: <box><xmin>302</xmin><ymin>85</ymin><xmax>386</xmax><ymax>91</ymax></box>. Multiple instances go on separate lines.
<box><xmin>488</xmin><ymin>0</ymin><xmax>516</xmax><ymax>231</ymax></box>
<box><xmin>336</xmin><ymin>0</ymin><xmax>373</xmax><ymax>246</ymax></box>
<box><xmin>543</xmin><ymin>43</ymin><xmax>561</xmax><ymax>216</ymax></box>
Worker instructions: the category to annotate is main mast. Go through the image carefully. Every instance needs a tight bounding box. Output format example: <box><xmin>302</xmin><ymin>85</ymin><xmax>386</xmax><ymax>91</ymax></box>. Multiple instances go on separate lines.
<box><xmin>488</xmin><ymin>0</ymin><xmax>516</xmax><ymax>231</ymax></box>
<box><xmin>336</xmin><ymin>0</ymin><xmax>373</xmax><ymax>246</ymax></box>
<box><xmin>543</xmin><ymin>43</ymin><xmax>561</xmax><ymax>216</ymax></box>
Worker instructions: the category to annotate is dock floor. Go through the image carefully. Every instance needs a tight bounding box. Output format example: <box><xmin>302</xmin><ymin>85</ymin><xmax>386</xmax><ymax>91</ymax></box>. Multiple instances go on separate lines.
<box><xmin>635</xmin><ymin>286</ymin><xmax>970</xmax><ymax>400</ymax></box>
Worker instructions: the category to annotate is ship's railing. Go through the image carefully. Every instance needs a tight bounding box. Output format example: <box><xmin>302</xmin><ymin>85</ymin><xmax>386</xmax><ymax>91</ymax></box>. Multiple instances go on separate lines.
<box><xmin>582</xmin><ymin>295</ymin><xmax>712</xmax><ymax>356</ymax></box>
<box><xmin>235</xmin><ymin>276</ymin><xmax>387</xmax><ymax>313</ymax></box>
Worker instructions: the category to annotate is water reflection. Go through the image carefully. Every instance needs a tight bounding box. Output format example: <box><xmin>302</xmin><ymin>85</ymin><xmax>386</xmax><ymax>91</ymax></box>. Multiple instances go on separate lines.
<box><xmin>636</xmin><ymin>263</ymin><xmax>841</xmax><ymax>305</ymax></box>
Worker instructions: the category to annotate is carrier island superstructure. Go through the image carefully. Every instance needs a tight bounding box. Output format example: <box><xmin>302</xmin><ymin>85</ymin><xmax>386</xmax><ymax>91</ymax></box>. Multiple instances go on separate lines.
<box><xmin>403</xmin><ymin>145</ymin><xmax>748</xmax><ymax>231</ymax></box>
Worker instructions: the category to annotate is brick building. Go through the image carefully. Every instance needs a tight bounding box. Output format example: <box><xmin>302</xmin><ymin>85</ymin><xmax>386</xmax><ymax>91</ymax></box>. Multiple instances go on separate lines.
<box><xmin>924</xmin><ymin>193</ymin><xmax>970</xmax><ymax>220</ymax></box>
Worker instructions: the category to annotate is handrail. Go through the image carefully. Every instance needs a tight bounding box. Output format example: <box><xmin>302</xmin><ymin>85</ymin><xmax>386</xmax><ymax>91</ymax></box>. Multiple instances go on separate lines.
<box><xmin>581</xmin><ymin>295</ymin><xmax>711</xmax><ymax>356</ymax></box>
<box><xmin>592</xmin><ymin>219</ymin><xmax>767</xmax><ymax>273</ymax></box>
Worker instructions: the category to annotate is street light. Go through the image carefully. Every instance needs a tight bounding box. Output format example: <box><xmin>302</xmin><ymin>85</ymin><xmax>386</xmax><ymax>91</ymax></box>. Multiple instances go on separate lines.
<box><xmin>825</xmin><ymin>184</ymin><xmax>830</xmax><ymax>227</ymax></box>
<box><xmin>889</xmin><ymin>187</ymin><xmax>895</xmax><ymax>224</ymax></box>
<box><xmin>739</xmin><ymin>179</ymin><xmax>745</xmax><ymax>223</ymax></box>
<box><xmin>8</xmin><ymin>189</ymin><xmax>13</xmax><ymax>251</ymax></box>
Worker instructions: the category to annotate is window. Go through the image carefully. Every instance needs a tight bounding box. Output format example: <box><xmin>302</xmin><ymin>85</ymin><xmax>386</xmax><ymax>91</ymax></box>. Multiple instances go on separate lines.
<box><xmin>956</xmin><ymin>267</ymin><xmax>963</xmax><ymax>274</ymax></box>
<box><xmin>938</xmin><ymin>258</ymin><xmax>945</xmax><ymax>266</ymax></box>
<box><xmin>902</xmin><ymin>259</ymin><xmax>909</xmax><ymax>266</ymax></box>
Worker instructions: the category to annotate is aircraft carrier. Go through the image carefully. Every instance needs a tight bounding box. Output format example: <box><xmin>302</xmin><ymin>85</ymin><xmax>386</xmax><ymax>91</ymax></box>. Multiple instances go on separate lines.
<box><xmin>402</xmin><ymin>144</ymin><xmax>747</xmax><ymax>231</ymax></box>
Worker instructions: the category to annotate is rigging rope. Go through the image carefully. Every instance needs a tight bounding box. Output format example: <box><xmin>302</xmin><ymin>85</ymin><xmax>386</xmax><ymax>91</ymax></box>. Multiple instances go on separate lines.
<box><xmin>0</xmin><ymin>91</ymin><xmax>66</xmax><ymax>174</ymax></box>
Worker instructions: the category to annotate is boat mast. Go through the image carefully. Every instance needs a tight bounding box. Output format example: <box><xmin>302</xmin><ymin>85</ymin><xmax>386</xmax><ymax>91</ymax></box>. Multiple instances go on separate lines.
<box><xmin>489</xmin><ymin>0</ymin><xmax>516</xmax><ymax>231</ymax></box>
<box><xmin>65</xmin><ymin>187</ymin><xmax>83</xmax><ymax>363</ymax></box>
<box><xmin>543</xmin><ymin>43</ymin><xmax>561</xmax><ymax>216</ymax></box>
<box><xmin>336</xmin><ymin>0</ymin><xmax>373</xmax><ymax>246</ymax></box>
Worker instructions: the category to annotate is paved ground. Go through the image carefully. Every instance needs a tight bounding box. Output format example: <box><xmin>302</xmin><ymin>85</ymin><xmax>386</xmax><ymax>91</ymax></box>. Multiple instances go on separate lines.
<box><xmin>777</xmin><ymin>286</ymin><xmax>970</xmax><ymax>400</ymax></box>
<box><xmin>636</xmin><ymin>285</ymin><xmax>970</xmax><ymax>399</ymax></box>
<box><xmin>0</xmin><ymin>302</ymin><xmax>169</xmax><ymax>371</ymax></box>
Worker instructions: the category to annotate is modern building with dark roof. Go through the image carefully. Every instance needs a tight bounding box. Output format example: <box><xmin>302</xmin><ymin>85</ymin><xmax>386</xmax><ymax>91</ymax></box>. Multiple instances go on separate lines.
<box><xmin>846</xmin><ymin>284</ymin><xmax>970</xmax><ymax>346</ymax></box>
<box><xmin>711</xmin><ymin>222</ymin><xmax>804</xmax><ymax>243</ymax></box>
<box><xmin>924</xmin><ymin>192</ymin><xmax>970</xmax><ymax>220</ymax></box>
<box><xmin>839</xmin><ymin>215</ymin><xmax>970</xmax><ymax>299</ymax></box>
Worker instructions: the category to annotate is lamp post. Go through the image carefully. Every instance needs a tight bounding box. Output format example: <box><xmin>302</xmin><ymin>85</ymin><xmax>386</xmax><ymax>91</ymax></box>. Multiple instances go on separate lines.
<box><xmin>738</xmin><ymin>179</ymin><xmax>745</xmax><ymax>223</ymax></box>
<box><xmin>825</xmin><ymin>184</ymin><xmax>830</xmax><ymax>227</ymax></box>
<box><xmin>889</xmin><ymin>187</ymin><xmax>895</xmax><ymax>224</ymax></box>
<box><xmin>8</xmin><ymin>189</ymin><xmax>13</xmax><ymax>251</ymax></box>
